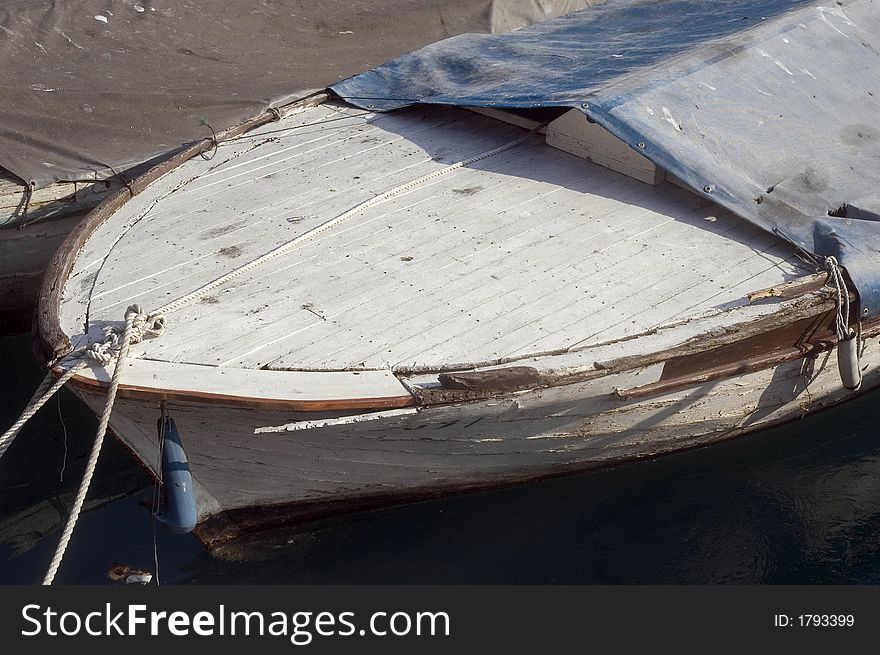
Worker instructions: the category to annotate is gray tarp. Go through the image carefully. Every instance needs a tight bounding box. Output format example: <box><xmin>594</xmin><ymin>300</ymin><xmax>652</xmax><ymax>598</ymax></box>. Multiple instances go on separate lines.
<box><xmin>0</xmin><ymin>0</ymin><xmax>598</xmax><ymax>187</ymax></box>
<box><xmin>332</xmin><ymin>0</ymin><xmax>880</xmax><ymax>316</ymax></box>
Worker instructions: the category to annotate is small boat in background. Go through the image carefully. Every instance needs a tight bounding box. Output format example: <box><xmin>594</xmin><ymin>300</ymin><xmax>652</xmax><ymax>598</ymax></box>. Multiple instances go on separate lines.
<box><xmin>28</xmin><ymin>0</ymin><xmax>880</xmax><ymax>547</ymax></box>
<box><xmin>0</xmin><ymin>170</ymin><xmax>131</xmax><ymax>333</ymax></box>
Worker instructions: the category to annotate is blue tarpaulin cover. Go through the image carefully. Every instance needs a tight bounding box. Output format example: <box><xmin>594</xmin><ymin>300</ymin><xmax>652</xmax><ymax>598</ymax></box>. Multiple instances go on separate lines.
<box><xmin>332</xmin><ymin>0</ymin><xmax>880</xmax><ymax>318</ymax></box>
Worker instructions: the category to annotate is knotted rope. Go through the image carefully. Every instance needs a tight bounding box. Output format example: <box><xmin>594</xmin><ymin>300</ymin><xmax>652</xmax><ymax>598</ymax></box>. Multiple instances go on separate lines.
<box><xmin>824</xmin><ymin>256</ymin><xmax>851</xmax><ymax>341</ymax></box>
<box><xmin>0</xmin><ymin>304</ymin><xmax>165</xmax><ymax>583</ymax></box>
<box><xmin>43</xmin><ymin>304</ymin><xmax>162</xmax><ymax>584</ymax></box>
<box><xmin>85</xmin><ymin>305</ymin><xmax>167</xmax><ymax>365</ymax></box>
<box><xmin>0</xmin><ymin>306</ymin><xmax>166</xmax><ymax>466</ymax></box>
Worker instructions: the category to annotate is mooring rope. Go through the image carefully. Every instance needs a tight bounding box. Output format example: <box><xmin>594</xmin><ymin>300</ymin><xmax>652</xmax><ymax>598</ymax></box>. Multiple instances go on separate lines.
<box><xmin>42</xmin><ymin>304</ymin><xmax>150</xmax><ymax>584</ymax></box>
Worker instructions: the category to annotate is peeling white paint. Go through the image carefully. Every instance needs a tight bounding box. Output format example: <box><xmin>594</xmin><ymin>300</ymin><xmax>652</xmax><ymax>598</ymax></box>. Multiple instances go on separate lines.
<box><xmin>662</xmin><ymin>107</ymin><xmax>683</xmax><ymax>131</ymax></box>
<box><xmin>782</xmin><ymin>37</ymin><xmax>790</xmax><ymax>43</ymax></box>
<box><xmin>134</xmin><ymin>5</ymin><xmax>145</xmax><ymax>12</ymax></box>
<box><xmin>95</xmin><ymin>15</ymin><xmax>108</xmax><ymax>23</ymax></box>
<box><xmin>254</xmin><ymin>407</ymin><xmax>419</xmax><ymax>433</ymax></box>
<box><xmin>30</xmin><ymin>83</ymin><xmax>58</xmax><ymax>92</ymax></box>
<box><xmin>526</xmin><ymin>432</ymin><xmax>573</xmax><ymax>440</ymax></box>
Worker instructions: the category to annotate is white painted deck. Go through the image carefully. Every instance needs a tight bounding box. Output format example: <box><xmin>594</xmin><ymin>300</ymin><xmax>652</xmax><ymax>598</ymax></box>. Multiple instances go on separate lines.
<box><xmin>60</xmin><ymin>102</ymin><xmax>803</xmax><ymax>373</ymax></box>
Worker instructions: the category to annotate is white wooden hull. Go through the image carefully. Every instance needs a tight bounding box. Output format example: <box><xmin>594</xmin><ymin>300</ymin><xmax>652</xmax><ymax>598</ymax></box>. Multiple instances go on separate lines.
<box><xmin>70</xmin><ymin>338</ymin><xmax>878</xmax><ymax>546</ymax></box>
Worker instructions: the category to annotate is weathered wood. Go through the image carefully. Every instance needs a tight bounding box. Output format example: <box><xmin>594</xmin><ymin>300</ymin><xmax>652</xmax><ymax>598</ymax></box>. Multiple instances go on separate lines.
<box><xmin>68</xmin><ymin>327</ymin><xmax>880</xmax><ymax>546</ymax></box>
<box><xmin>0</xmin><ymin>173</ymin><xmax>124</xmax><ymax>227</ymax></box>
<box><xmin>438</xmin><ymin>366</ymin><xmax>542</xmax><ymax>391</ymax></box>
<box><xmin>53</xmin><ymin>103</ymin><xmax>798</xmax><ymax>375</ymax></box>
<box><xmin>34</xmin><ymin>92</ymin><xmax>329</xmax><ymax>365</ymax></box>
<box><xmin>546</xmin><ymin>108</ymin><xmax>666</xmax><ymax>185</ymax></box>
<box><xmin>467</xmin><ymin>107</ymin><xmax>549</xmax><ymax>131</ymax></box>
<box><xmin>61</xmin><ymin>357</ymin><xmax>414</xmax><ymax>411</ymax></box>
<box><xmin>39</xmin><ymin>94</ymin><xmax>880</xmax><ymax>544</ymax></box>
<box><xmin>594</xmin><ymin>289</ymin><xmax>837</xmax><ymax>374</ymax></box>
<box><xmin>748</xmin><ymin>272</ymin><xmax>828</xmax><ymax>302</ymax></box>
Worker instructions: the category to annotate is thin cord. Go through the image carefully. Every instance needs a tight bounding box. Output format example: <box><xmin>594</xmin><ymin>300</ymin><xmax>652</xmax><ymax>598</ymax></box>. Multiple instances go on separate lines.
<box><xmin>56</xmin><ymin>392</ymin><xmax>68</xmax><ymax>484</ymax></box>
<box><xmin>199</xmin><ymin>119</ymin><xmax>218</xmax><ymax>161</ymax></box>
<box><xmin>152</xmin><ymin>402</ymin><xmax>167</xmax><ymax>586</ymax></box>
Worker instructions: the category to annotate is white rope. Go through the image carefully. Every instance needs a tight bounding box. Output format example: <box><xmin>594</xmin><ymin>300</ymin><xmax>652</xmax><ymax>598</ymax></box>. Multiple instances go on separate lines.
<box><xmin>85</xmin><ymin>304</ymin><xmax>167</xmax><ymax>365</ymax></box>
<box><xmin>1</xmin><ymin>303</ymin><xmax>167</xmax><ymax>465</ymax></box>
<box><xmin>824</xmin><ymin>256</ymin><xmax>851</xmax><ymax>340</ymax></box>
<box><xmin>153</xmin><ymin>126</ymin><xmax>544</xmax><ymax>316</ymax></box>
<box><xmin>43</xmin><ymin>305</ymin><xmax>142</xmax><ymax>585</ymax></box>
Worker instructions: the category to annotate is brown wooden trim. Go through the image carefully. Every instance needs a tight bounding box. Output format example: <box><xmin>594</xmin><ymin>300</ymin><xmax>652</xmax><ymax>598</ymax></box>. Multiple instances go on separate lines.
<box><xmin>438</xmin><ymin>366</ymin><xmax>542</xmax><ymax>391</ymax></box>
<box><xmin>615</xmin><ymin>345</ymin><xmax>819</xmax><ymax>400</ymax></box>
<box><xmin>614</xmin><ymin>308</ymin><xmax>880</xmax><ymax>401</ymax></box>
<box><xmin>33</xmin><ymin>92</ymin><xmax>330</xmax><ymax>367</ymax></box>
<box><xmin>59</xmin><ymin>367</ymin><xmax>415</xmax><ymax>412</ymax></box>
<box><xmin>595</xmin><ymin>290</ymin><xmax>839</xmax><ymax>375</ymax></box>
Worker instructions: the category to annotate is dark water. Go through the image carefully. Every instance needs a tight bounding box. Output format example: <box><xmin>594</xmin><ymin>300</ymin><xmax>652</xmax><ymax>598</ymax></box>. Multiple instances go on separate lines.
<box><xmin>2</xmin><ymin>330</ymin><xmax>880</xmax><ymax>585</ymax></box>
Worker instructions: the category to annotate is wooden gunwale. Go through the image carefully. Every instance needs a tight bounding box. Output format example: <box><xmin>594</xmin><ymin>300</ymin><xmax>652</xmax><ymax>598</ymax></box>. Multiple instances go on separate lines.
<box><xmin>55</xmin><ymin>367</ymin><xmax>415</xmax><ymax>411</ymax></box>
<box><xmin>47</xmin><ymin>282</ymin><xmax>864</xmax><ymax>411</ymax></box>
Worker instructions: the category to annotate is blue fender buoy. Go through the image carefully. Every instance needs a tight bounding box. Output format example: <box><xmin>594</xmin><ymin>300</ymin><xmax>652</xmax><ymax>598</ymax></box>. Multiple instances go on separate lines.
<box><xmin>155</xmin><ymin>416</ymin><xmax>198</xmax><ymax>533</ymax></box>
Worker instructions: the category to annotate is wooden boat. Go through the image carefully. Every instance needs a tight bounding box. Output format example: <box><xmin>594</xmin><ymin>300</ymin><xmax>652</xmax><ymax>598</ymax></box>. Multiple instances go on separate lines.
<box><xmin>32</xmin><ymin>0</ymin><xmax>880</xmax><ymax>547</ymax></box>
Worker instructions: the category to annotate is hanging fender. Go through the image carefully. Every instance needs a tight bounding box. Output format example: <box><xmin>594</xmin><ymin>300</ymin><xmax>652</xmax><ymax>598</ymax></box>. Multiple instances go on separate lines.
<box><xmin>837</xmin><ymin>328</ymin><xmax>862</xmax><ymax>392</ymax></box>
<box><xmin>155</xmin><ymin>416</ymin><xmax>198</xmax><ymax>533</ymax></box>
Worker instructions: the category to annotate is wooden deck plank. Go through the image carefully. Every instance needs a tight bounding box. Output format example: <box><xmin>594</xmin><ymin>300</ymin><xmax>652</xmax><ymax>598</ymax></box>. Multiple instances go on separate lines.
<box><xmin>60</xmin><ymin>103</ymin><xmax>794</xmax><ymax>373</ymax></box>
<box><xmin>87</xmin><ymin>108</ymin><xmax>527</xmax><ymax>315</ymax></box>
